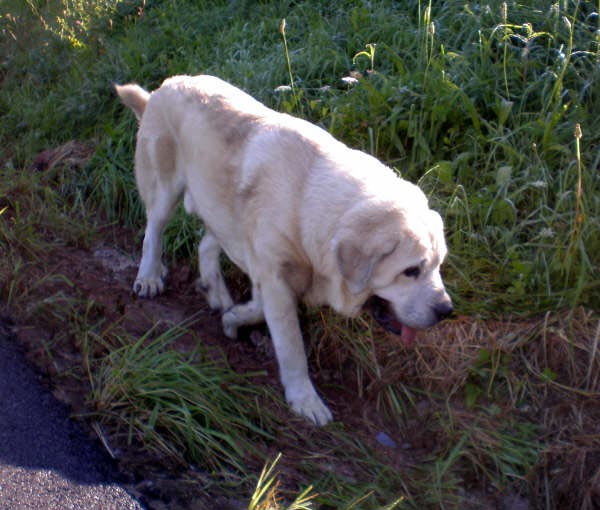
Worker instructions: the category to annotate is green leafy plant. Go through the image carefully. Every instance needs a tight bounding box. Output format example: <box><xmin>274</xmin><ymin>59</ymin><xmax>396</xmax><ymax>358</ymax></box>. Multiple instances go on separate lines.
<box><xmin>353</xmin><ymin>43</ymin><xmax>377</xmax><ymax>74</ymax></box>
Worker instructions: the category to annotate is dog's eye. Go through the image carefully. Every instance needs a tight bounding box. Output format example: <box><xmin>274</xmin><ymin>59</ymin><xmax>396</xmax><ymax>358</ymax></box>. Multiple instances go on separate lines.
<box><xmin>403</xmin><ymin>266</ymin><xmax>421</xmax><ymax>279</ymax></box>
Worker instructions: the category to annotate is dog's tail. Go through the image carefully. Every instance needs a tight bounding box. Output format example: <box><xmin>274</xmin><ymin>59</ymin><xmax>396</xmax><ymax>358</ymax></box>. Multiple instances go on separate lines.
<box><xmin>114</xmin><ymin>83</ymin><xmax>150</xmax><ymax>122</ymax></box>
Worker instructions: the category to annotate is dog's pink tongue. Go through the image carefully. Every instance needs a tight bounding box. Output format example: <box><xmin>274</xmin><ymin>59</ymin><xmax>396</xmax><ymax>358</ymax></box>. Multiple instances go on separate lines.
<box><xmin>401</xmin><ymin>325</ymin><xmax>418</xmax><ymax>347</ymax></box>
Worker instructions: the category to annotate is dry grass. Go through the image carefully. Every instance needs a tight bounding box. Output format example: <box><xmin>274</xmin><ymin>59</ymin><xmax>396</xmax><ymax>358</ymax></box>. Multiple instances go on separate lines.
<box><xmin>310</xmin><ymin>307</ymin><xmax>600</xmax><ymax>508</ymax></box>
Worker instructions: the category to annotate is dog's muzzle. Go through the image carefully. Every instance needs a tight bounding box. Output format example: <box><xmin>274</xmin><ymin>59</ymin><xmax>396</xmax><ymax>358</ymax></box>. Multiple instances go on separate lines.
<box><xmin>364</xmin><ymin>295</ymin><xmax>453</xmax><ymax>346</ymax></box>
<box><xmin>364</xmin><ymin>295</ymin><xmax>417</xmax><ymax>346</ymax></box>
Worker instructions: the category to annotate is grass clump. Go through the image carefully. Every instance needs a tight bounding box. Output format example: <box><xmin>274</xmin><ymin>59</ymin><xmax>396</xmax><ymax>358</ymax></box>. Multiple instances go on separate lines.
<box><xmin>85</xmin><ymin>321</ymin><xmax>276</xmax><ymax>475</ymax></box>
<box><xmin>324</xmin><ymin>1</ymin><xmax>600</xmax><ymax>314</ymax></box>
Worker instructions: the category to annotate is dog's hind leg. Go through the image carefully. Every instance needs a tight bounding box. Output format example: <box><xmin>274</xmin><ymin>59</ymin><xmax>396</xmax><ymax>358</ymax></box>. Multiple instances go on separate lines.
<box><xmin>196</xmin><ymin>230</ymin><xmax>234</xmax><ymax>311</ymax></box>
<box><xmin>134</xmin><ymin>187</ymin><xmax>177</xmax><ymax>298</ymax></box>
<box><xmin>221</xmin><ymin>283</ymin><xmax>264</xmax><ymax>339</ymax></box>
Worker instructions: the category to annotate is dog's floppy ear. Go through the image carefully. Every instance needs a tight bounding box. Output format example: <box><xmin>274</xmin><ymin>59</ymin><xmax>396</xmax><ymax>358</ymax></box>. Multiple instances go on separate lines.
<box><xmin>335</xmin><ymin>240</ymin><xmax>379</xmax><ymax>295</ymax></box>
<box><xmin>334</xmin><ymin>206</ymin><xmax>401</xmax><ymax>294</ymax></box>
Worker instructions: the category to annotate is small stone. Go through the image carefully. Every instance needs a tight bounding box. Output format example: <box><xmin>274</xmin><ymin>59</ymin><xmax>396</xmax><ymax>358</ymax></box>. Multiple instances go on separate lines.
<box><xmin>375</xmin><ymin>431</ymin><xmax>397</xmax><ymax>448</ymax></box>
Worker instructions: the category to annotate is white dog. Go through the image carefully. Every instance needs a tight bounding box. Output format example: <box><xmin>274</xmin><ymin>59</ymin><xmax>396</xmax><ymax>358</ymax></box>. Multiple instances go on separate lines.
<box><xmin>116</xmin><ymin>75</ymin><xmax>452</xmax><ymax>425</ymax></box>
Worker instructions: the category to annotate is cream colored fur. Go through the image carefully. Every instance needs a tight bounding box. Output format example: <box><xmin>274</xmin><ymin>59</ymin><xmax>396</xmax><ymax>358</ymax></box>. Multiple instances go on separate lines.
<box><xmin>116</xmin><ymin>75</ymin><xmax>452</xmax><ymax>425</ymax></box>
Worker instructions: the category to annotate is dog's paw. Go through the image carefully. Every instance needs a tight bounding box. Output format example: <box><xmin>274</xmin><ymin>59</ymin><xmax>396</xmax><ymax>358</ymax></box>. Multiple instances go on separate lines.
<box><xmin>221</xmin><ymin>309</ymin><xmax>238</xmax><ymax>339</ymax></box>
<box><xmin>196</xmin><ymin>278</ymin><xmax>234</xmax><ymax>311</ymax></box>
<box><xmin>134</xmin><ymin>265</ymin><xmax>167</xmax><ymax>298</ymax></box>
<box><xmin>287</xmin><ymin>388</ymin><xmax>333</xmax><ymax>426</ymax></box>
<box><xmin>133</xmin><ymin>277</ymin><xmax>164</xmax><ymax>298</ymax></box>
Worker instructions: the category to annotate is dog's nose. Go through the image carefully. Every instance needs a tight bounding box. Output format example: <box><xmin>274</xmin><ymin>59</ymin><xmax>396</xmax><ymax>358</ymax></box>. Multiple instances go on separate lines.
<box><xmin>434</xmin><ymin>300</ymin><xmax>453</xmax><ymax>322</ymax></box>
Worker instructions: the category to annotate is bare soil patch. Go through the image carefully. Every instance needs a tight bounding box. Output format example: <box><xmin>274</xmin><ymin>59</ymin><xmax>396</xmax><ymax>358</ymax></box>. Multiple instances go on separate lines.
<box><xmin>6</xmin><ymin>235</ymin><xmax>425</xmax><ymax>508</ymax></box>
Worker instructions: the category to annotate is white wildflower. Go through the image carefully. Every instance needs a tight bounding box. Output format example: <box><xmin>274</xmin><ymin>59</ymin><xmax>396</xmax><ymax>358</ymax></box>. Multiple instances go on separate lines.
<box><xmin>531</xmin><ymin>180</ymin><xmax>547</xmax><ymax>189</ymax></box>
<box><xmin>341</xmin><ymin>76</ymin><xmax>359</xmax><ymax>86</ymax></box>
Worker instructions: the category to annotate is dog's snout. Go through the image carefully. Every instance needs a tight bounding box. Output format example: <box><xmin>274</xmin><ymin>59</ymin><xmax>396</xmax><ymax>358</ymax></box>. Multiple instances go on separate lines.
<box><xmin>434</xmin><ymin>300</ymin><xmax>453</xmax><ymax>322</ymax></box>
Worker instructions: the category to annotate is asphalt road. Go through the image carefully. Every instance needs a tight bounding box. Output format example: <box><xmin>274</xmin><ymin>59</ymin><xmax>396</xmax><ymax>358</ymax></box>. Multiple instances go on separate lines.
<box><xmin>0</xmin><ymin>318</ymin><xmax>145</xmax><ymax>510</ymax></box>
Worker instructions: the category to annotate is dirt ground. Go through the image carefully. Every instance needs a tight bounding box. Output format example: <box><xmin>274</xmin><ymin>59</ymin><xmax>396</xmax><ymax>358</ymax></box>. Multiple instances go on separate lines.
<box><xmin>8</xmin><ymin>234</ymin><xmax>434</xmax><ymax>509</ymax></box>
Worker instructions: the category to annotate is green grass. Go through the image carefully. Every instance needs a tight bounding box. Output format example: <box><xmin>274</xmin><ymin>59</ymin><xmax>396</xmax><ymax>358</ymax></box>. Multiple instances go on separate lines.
<box><xmin>1</xmin><ymin>1</ymin><xmax>599</xmax><ymax>509</ymax></box>
<box><xmin>2</xmin><ymin>0</ymin><xmax>598</xmax><ymax>313</ymax></box>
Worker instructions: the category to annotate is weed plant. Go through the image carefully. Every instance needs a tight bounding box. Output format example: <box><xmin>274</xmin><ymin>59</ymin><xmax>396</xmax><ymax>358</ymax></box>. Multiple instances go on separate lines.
<box><xmin>1</xmin><ymin>1</ymin><xmax>599</xmax><ymax>509</ymax></box>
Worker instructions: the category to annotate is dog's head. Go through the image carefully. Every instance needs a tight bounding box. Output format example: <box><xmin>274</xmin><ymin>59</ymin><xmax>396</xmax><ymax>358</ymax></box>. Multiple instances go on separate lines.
<box><xmin>333</xmin><ymin>182</ymin><xmax>452</xmax><ymax>346</ymax></box>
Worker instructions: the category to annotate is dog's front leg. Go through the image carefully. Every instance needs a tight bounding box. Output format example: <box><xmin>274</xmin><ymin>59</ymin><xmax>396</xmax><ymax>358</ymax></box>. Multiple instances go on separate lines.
<box><xmin>261</xmin><ymin>276</ymin><xmax>333</xmax><ymax>426</ymax></box>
